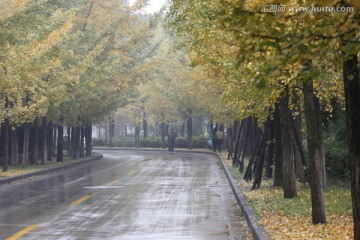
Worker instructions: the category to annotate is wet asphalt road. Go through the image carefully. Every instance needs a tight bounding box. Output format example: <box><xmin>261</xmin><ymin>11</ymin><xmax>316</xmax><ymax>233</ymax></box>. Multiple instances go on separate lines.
<box><xmin>0</xmin><ymin>150</ymin><xmax>251</xmax><ymax>240</ymax></box>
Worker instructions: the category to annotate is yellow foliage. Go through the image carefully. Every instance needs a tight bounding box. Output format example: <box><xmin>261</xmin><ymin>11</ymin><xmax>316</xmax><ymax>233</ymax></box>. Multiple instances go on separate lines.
<box><xmin>0</xmin><ymin>0</ymin><xmax>29</xmax><ymax>20</ymax></box>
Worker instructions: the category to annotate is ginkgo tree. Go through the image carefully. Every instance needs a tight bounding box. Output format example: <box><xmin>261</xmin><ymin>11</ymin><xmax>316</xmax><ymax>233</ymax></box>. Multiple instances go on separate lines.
<box><xmin>0</xmin><ymin>0</ymin><xmax>154</xmax><ymax>165</ymax></box>
<box><xmin>166</xmin><ymin>0</ymin><xmax>359</xmax><ymax>234</ymax></box>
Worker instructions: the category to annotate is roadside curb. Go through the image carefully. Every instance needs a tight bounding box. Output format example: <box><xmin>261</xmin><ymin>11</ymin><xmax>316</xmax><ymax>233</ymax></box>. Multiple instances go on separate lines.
<box><xmin>216</xmin><ymin>152</ymin><xmax>269</xmax><ymax>240</ymax></box>
<box><xmin>0</xmin><ymin>153</ymin><xmax>103</xmax><ymax>186</ymax></box>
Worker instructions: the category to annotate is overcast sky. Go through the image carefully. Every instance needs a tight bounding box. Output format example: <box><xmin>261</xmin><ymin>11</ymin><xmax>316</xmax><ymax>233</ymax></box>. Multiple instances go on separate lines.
<box><xmin>129</xmin><ymin>0</ymin><xmax>167</xmax><ymax>14</ymax></box>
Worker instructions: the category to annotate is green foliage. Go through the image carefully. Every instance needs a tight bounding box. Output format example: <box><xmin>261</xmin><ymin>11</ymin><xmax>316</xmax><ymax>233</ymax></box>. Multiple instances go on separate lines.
<box><xmin>324</xmin><ymin>137</ymin><xmax>349</xmax><ymax>181</ymax></box>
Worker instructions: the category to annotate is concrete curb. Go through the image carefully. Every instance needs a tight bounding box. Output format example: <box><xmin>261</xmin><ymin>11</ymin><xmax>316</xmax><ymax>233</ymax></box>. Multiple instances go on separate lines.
<box><xmin>0</xmin><ymin>153</ymin><xmax>103</xmax><ymax>186</ymax></box>
<box><xmin>216</xmin><ymin>152</ymin><xmax>269</xmax><ymax>240</ymax></box>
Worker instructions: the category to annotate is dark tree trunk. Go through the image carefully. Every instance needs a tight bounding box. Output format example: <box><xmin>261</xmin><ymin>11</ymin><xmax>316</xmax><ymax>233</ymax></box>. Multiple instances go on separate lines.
<box><xmin>239</xmin><ymin>118</ymin><xmax>251</xmax><ymax>173</ymax></box>
<box><xmin>232</xmin><ymin>120</ymin><xmax>243</xmax><ymax>166</ymax></box>
<box><xmin>292</xmin><ymin>90</ymin><xmax>307</xmax><ymax>183</ymax></box>
<box><xmin>75</xmin><ymin>126</ymin><xmax>80</xmax><ymax>158</ymax></box>
<box><xmin>273</xmin><ymin>105</ymin><xmax>283</xmax><ymax>187</ymax></box>
<box><xmin>80</xmin><ymin>126</ymin><xmax>85</xmax><ymax>157</ymax></box>
<box><xmin>143</xmin><ymin>111</ymin><xmax>148</xmax><ymax>138</ymax></box>
<box><xmin>264</xmin><ymin>117</ymin><xmax>275</xmax><ymax>178</ymax></box>
<box><xmin>181</xmin><ymin>121</ymin><xmax>185</xmax><ymax>137</ymax></box>
<box><xmin>22</xmin><ymin>123</ymin><xmax>30</xmax><ymax>165</ymax></box>
<box><xmin>244</xmin><ymin>128</ymin><xmax>263</xmax><ymax>182</ymax></box>
<box><xmin>251</xmin><ymin>120</ymin><xmax>270</xmax><ymax>190</ymax></box>
<box><xmin>279</xmin><ymin>90</ymin><xmax>297</xmax><ymax>198</ymax></box>
<box><xmin>303</xmin><ymin>79</ymin><xmax>327</xmax><ymax>224</ymax></box>
<box><xmin>2</xmin><ymin>118</ymin><xmax>10</xmax><ymax>172</ymax></box>
<box><xmin>47</xmin><ymin>123</ymin><xmax>53</xmax><ymax>161</ymax></box>
<box><xmin>32</xmin><ymin>121</ymin><xmax>39</xmax><ymax>164</ymax></box>
<box><xmin>85</xmin><ymin>124</ymin><xmax>92</xmax><ymax>156</ymax></box>
<box><xmin>41</xmin><ymin>117</ymin><xmax>48</xmax><ymax>165</ymax></box>
<box><xmin>67</xmin><ymin>126</ymin><xmax>71</xmax><ymax>155</ymax></box>
<box><xmin>187</xmin><ymin>117</ymin><xmax>193</xmax><ymax>149</ymax></box>
<box><xmin>71</xmin><ymin>126</ymin><xmax>77</xmax><ymax>159</ymax></box>
<box><xmin>57</xmin><ymin>125</ymin><xmax>64</xmax><ymax>162</ymax></box>
<box><xmin>11</xmin><ymin>128</ymin><xmax>19</xmax><ymax>166</ymax></box>
<box><xmin>343</xmin><ymin>53</ymin><xmax>360</xmax><ymax>239</ymax></box>
<box><xmin>134</xmin><ymin>123</ymin><xmax>140</xmax><ymax>148</ymax></box>
<box><xmin>291</xmin><ymin>115</ymin><xmax>307</xmax><ymax>183</ymax></box>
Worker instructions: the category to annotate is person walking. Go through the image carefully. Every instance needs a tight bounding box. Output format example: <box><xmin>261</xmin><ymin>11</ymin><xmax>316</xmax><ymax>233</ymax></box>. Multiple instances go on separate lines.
<box><xmin>211</xmin><ymin>126</ymin><xmax>218</xmax><ymax>152</ymax></box>
<box><xmin>167</xmin><ymin>128</ymin><xmax>177</xmax><ymax>153</ymax></box>
<box><xmin>216</xmin><ymin>126</ymin><xmax>224</xmax><ymax>153</ymax></box>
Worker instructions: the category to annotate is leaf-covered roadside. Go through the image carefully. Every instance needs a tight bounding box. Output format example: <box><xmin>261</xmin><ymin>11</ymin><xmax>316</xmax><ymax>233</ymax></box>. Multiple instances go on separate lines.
<box><xmin>224</xmin><ymin>158</ymin><xmax>353</xmax><ymax>240</ymax></box>
<box><xmin>0</xmin><ymin>156</ymin><xmax>93</xmax><ymax>179</ymax></box>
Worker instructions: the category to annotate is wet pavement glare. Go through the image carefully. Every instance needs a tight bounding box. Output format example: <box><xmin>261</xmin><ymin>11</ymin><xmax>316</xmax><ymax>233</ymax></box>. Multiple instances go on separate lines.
<box><xmin>0</xmin><ymin>150</ymin><xmax>251</xmax><ymax>240</ymax></box>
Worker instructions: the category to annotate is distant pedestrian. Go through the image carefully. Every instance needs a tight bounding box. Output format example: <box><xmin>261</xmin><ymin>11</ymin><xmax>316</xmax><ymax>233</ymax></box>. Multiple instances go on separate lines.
<box><xmin>211</xmin><ymin>126</ymin><xmax>218</xmax><ymax>152</ymax></box>
<box><xmin>167</xmin><ymin>128</ymin><xmax>177</xmax><ymax>153</ymax></box>
<box><xmin>216</xmin><ymin>126</ymin><xmax>224</xmax><ymax>153</ymax></box>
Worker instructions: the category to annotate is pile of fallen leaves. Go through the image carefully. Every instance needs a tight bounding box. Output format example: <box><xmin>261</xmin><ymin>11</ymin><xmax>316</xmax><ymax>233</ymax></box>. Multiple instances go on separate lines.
<box><xmin>224</xmin><ymin>158</ymin><xmax>353</xmax><ymax>240</ymax></box>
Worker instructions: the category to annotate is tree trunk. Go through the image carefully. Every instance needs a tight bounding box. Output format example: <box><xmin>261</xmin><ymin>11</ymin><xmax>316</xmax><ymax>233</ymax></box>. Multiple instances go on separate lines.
<box><xmin>71</xmin><ymin>126</ymin><xmax>77</xmax><ymax>159</ymax></box>
<box><xmin>232</xmin><ymin>120</ymin><xmax>242</xmax><ymax>166</ymax></box>
<box><xmin>278</xmin><ymin>90</ymin><xmax>297</xmax><ymax>198</ymax></box>
<box><xmin>264</xmin><ymin>117</ymin><xmax>275</xmax><ymax>178</ymax></box>
<box><xmin>239</xmin><ymin>118</ymin><xmax>251</xmax><ymax>173</ymax></box>
<box><xmin>31</xmin><ymin>122</ymin><xmax>38</xmax><ymax>164</ymax></box>
<box><xmin>11</xmin><ymin>128</ymin><xmax>19</xmax><ymax>166</ymax></box>
<box><xmin>181</xmin><ymin>121</ymin><xmax>185</xmax><ymax>137</ymax></box>
<box><xmin>42</xmin><ymin>117</ymin><xmax>48</xmax><ymax>165</ymax></box>
<box><xmin>303</xmin><ymin>79</ymin><xmax>327</xmax><ymax>224</ymax></box>
<box><xmin>22</xmin><ymin>123</ymin><xmax>30</xmax><ymax>165</ymax></box>
<box><xmin>273</xmin><ymin>105</ymin><xmax>283</xmax><ymax>187</ymax></box>
<box><xmin>161</xmin><ymin>123</ymin><xmax>165</xmax><ymax>149</ymax></box>
<box><xmin>143</xmin><ymin>111</ymin><xmax>148</xmax><ymax>138</ymax></box>
<box><xmin>134</xmin><ymin>123</ymin><xmax>140</xmax><ymax>148</ymax></box>
<box><xmin>85</xmin><ymin>124</ymin><xmax>92</xmax><ymax>156</ymax></box>
<box><xmin>292</xmin><ymin>90</ymin><xmax>307</xmax><ymax>183</ymax></box>
<box><xmin>80</xmin><ymin>126</ymin><xmax>85</xmax><ymax>157</ymax></box>
<box><xmin>2</xmin><ymin>118</ymin><xmax>10</xmax><ymax>172</ymax></box>
<box><xmin>47</xmin><ymin>123</ymin><xmax>53</xmax><ymax>161</ymax></box>
<box><xmin>57</xmin><ymin>125</ymin><xmax>64</xmax><ymax>162</ymax></box>
<box><xmin>67</xmin><ymin>126</ymin><xmax>71</xmax><ymax>155</ymax></box>
<box><xmin>343</xmin><ymin>53</ymin><xmax>360</xmax><ymax>239</ymax></box>
<box><xmin>187</xmin><ymin>117</ymin><xmax>193</xmax><ymax>149</ymax></box>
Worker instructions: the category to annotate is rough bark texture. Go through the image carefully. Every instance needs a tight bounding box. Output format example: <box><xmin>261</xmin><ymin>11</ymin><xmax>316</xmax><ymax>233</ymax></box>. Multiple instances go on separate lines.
<box><xmin>303</xmin><ymin>80</ymin><xmax>327</xmax><ymax>224</ymax></box>
<box><xmin>264</xmin><ymin>117</ymin><xmax>275</xmax><ymax>178</ymax></box>
<box><xmin>343</xmin><ymin>54</ymin><xmax>360</xmax><ymax>239</ymax></box>
<box><xmin>273</xmin><ymin>105</ymin><xmax>283</xmax><ymax>187</ymax></box>
<box><xmin>279</xmin><ymin>91</ymin><xmax>297</xmax><ymax>198</ymax></box>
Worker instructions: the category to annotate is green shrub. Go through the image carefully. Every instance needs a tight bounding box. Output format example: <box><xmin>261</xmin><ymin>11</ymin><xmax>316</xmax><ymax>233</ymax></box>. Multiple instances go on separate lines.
<box><xmin>324</xmin><ymin>138</ymin><xmax>349</xmax><ymax>181</ymax></box>
<box><xmin>92</xmin><ymin>136</ymin><xmax>209</xmax><ymax>149</ymax></box>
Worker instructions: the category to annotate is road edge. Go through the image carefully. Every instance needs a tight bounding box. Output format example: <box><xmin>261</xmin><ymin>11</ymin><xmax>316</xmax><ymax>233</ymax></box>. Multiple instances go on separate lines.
<box><xmin>215</xmin><ymin>152</ymin><xmax>269</xmax><ymax>240</ymax></box>
<box><xmin>0</xmin><ymin>153</ymin><xmax>103</xmax><ymax>186</ymax></box>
